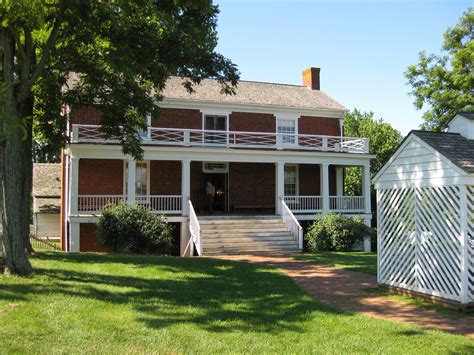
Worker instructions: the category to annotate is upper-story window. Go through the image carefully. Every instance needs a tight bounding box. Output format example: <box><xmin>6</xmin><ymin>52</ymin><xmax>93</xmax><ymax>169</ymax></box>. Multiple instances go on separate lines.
<box><xmin>204</xmin><ymin>114</ymin><xmax>227</xmax><ymax>144</ymax></box>
<box><xmin>138</xmin><ymin>114</ymin><xmax>152</xmax><ymax>140</ymax></box>
<box><xmin>277</xmin><ymin>119</ymin><xmax>297</xmax><ymax>145</ymax></box>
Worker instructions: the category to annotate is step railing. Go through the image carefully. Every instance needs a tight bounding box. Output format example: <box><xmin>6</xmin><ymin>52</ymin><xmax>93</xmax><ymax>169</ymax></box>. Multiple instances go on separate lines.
<box><xmin>71</xmin><ymin>124</ymin><xmax>370</xmax><ymax>154</ymax></box>
<box><xmin>189</xmin><ymin>200</ymin><xmax>202</xmax><ymax>255</ymax></box>
<box><xmin>281</xmin><ymin>198</ymin><xmax>303</xmax><ymax>250</ymax></box>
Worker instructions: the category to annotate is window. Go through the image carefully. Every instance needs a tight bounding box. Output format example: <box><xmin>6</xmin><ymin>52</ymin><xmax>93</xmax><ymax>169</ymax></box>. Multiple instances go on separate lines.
<box><xmin>284</xmin><ymin>165</ymin><xmax>298</xmax><ymax>196</ymax></box>
<box><xmin>277</xmin><ymin>119</ymin><xmax>296</xmax><ymax>145</ymax></box>
<box><xmin>138</xmin><ymin>113</ymin><xmax>151</xmax><ymax>140</ymax></box>
<box><xmin>204</xmin><ymin>115</ymin><xmax>227</xmax><ymax>144</ymax></box>
<box><xmin>124</xmin><ymin>161</ymin><xmax>149</xmax><ymax>199</ymax></box>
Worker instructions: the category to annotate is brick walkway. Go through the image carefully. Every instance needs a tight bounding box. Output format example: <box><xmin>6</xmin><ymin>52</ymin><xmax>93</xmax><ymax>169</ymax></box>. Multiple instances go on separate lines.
<box><xmin>215</xmin><ymin>254</ymin><xmax>474</xmax><ymax>338</ymax></box>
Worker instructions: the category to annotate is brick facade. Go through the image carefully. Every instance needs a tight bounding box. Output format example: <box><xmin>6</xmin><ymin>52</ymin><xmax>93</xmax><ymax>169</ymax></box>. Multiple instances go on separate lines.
<box><xmin>79</xmin><ymin>159</ymin><xmax>124</xmax><ymax>195</ymax></box>
<box><xmin>80</xmin><ymin>223</ymin><xmax>110</xmax><ymax>252</ymax></box>
<box><xmin>153</xmin><ymin>108</ymin><xmax>201</xmax><ymax>129</ymax></box>
<box><xmin>150</xmin><ymin>161</ymin><xmax>181</xmax><ymax>195</ymax></box>
<box><xmin>298</xmin><ymin>164</ymin><xmax>321</xmax><ymax>195</ymax></box>
<box><xmin>229</xmin><ymin>112</ymin><xmax>275</xmax><ymax>132</ymax></box>
<box><xmin>70</xmin><ymin>105</ymin><xmax>103</xmax><ymax>125</ymax></box>
<box><xmin>299</xmin><ymin>116</ymin><xmax>340</xmax><ymax>136</ymax></box>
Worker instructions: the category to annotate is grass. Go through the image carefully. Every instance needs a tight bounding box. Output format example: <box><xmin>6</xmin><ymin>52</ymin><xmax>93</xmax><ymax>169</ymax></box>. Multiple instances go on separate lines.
<box><xmin>0</xmin><ymin>253</ymin><xmax>473</xmax><ymax>354</ymax></box>
<box><xmin>296</xmin><ymin>251</ymin><xmax>377</xmax><ymax>275</ymax></box>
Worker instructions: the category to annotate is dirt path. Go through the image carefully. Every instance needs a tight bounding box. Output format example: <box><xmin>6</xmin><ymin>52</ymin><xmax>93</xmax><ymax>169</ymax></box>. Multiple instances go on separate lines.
<box><xmin>215</xmin><ymin>254</ymin><xmax>474</xmax><ymax>338</ymax></box>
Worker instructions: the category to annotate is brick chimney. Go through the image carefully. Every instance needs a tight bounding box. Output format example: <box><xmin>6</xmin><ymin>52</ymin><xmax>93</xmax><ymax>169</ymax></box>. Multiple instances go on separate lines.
<box><xmin>302</xmin><ymin>67</ymin><xmax>320</xmax><ymax>90</ymax></box>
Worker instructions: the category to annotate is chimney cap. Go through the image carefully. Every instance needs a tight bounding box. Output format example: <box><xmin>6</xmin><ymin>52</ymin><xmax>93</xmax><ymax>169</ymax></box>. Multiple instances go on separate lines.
<box><xmin>302</xmin><ymin>67</ymin><xmax>320</xmax><ymax>90</ymax></box>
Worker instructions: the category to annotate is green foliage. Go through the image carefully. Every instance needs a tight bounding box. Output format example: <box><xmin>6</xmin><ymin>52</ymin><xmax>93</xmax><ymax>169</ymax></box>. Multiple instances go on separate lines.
<box><xmin>96</xmin><ymin>202</ymin><xmax>173</xmax><ymax>254</ymax></box>
<box><xmin>405</xmin><ymin>8</ymin><xmax>473</xmax><ymax>131</ymax></box>
<box><xmin>306</xmin><ymin>213</ymin><xmax>374</xmax><ymax>252</ymax></box>
<box><xmin>343</xmin><ymin>109</ymin><xmax>402</xmax><ymax>196</ymax></box>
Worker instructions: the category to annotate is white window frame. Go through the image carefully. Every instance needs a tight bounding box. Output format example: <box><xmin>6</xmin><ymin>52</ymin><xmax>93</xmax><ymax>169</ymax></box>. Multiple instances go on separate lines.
<box><xmin>284</xmin><ymin>164</ymin><xmax>299</xmax><ymax>197</ymax></box>
<box><xmin>276</xmin><ymin>115</ymin><xmax>298</xmax><ymax>147</ymax></box>
<box><xmin>124</xmin><ymin>160</ymin><xmax>150</xmax><ymax>201</ymax></box>
<box><xmin>201</xmin><ymin>110</ymin><xmax>230</xmax><ymax>132</ymax></box>
<box><xmin>138</xmin><ymin>113</ymin><xmax>152</xmax><ymax>140</ymax></box>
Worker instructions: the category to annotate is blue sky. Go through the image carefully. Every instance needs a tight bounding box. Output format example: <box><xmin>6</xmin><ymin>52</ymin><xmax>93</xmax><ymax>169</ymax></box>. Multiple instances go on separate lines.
<box><xmin>214</xmin><ymin>0</ymin><xmax>471</xmax><ymax>135</ymax></box>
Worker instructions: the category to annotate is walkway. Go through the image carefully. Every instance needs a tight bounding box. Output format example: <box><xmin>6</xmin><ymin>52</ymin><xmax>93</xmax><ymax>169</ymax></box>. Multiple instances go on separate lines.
<box><xmin>216</xmin><ymin>254</ymin><xmax>474</xmax><ymax>338</ymax></box>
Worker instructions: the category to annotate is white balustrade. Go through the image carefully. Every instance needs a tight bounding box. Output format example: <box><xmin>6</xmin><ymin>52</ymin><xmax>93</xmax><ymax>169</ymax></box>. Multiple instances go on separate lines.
<box><xmin>77</xmin><ymin>195</ymin><xmax>182</xmax><ymax>214</ymax></box>
<box><xmin>77</xmin><ymin>195</ymin><xmax>126</xmax><ymax>213</ymax></box>
<box><xmin>189</xmin><ymin>200</ymin><xmax>202</xmax><ymax>255</ymax></box>
<box><xmin>281</xmin><ymin>199</ymin><xmax>303</xmax><ymax>250</ymax></box>
<box><xmin>329</xmin><ymin>196</ymin><xmax>365</xmax><ymax>212</ymax></box>
<box><xmin>284</xmin><ymin>196</ymin><xmax>322</xmax><ymax>212</ymax></box>
<box><xmin>71</xmin><ymin>124</ymin><xmax>369</xmax><ymax>154</ymax></box>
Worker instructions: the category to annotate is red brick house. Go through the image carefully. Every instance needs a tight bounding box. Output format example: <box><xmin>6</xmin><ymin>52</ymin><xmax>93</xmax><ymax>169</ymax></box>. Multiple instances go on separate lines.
<box><xmin>61</xmin><ymin>67</ymin><xmax>374</xmax><ymax>255</ymax></box>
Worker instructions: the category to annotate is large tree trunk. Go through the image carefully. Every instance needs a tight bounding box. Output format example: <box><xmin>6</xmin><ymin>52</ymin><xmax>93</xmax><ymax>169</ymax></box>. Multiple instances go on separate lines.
<box><xmin>0</xmin><ymin>28</ymin><xmax>33</xmax><ymax>275</ymax></box>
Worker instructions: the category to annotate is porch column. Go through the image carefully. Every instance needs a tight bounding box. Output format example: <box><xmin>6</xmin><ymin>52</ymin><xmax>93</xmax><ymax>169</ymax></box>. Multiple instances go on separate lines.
<box><xmin>275</xmin><ymin>162</ymin><xmax>285</xmax><ymax>215</ymax></box>
<box><xmin>70</xmin><ymin>157</ymin><xmax>79</xmax><ymax>215</ymax></box>
<box><xmin>181</xmin><ymin>159</ymin><xmax>191</xmax><ymax>216</ymax></box>
<box><xmin>321</xmin><ymin>162</ymin><xmax>329</xmax><ymax>212</ymax></box>
<box><xmin>70</xmin><ymin>222</ymin><xmax>80</xmax><ymax>252</ymax></box>
<box><xmin>127</xmin><ymin>158</ymin><xmax>136</xmax><ymax>204</ymax></box>
<box><xmin>362</xmin><ymin>163</ymin><xmax>371</xmax><ymax>214</ymax></box>
<box><xmin>335</xmin><ymin>167</ymin><xmax>344</xmax><ymax>196</ymax></box>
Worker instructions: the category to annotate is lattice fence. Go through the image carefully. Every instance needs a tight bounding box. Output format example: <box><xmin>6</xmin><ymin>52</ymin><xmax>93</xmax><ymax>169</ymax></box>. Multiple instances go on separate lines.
<box><xmin>378</xmin><ymin>184</ymin><xmax>473</xmax><ymax>304</ymax></box>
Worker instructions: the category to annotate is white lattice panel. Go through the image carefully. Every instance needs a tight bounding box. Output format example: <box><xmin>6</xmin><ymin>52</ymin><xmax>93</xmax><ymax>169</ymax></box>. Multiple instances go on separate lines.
<box><xmin>467</xmin><ymin>185</ymin><xmax>474</xmax><ymax>302</ymax></box>
<box><xmin>378</xmin><ymin>185</ymin><xmax>472</xmax><ymax>303</ymax></box>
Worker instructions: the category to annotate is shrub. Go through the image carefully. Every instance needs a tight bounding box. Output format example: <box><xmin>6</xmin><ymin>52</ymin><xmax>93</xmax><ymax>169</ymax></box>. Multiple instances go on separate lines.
<box><xmin>306</xmin><ymin>213</ymin><xmax>373</xmax><ymax>252</ymax></box>
<box><xmin>97</xmin><ymin>202</ymin><xmax>173</xmax><ymax>254</ymax></box>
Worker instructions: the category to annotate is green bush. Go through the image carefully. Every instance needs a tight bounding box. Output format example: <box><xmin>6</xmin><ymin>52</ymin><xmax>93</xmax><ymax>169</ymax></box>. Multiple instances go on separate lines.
<box><xmin>306</xmin><ymin>213</ymin><xmax>373</xmax><ymax>252</ymax></box>
<box><xmin>97</xmin><ymin>202</ymin><xmax>173</xmax><ymax>254</ymax></box>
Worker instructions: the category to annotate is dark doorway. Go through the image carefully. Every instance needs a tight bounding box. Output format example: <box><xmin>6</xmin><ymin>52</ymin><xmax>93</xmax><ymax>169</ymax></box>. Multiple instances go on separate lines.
<box><xmin>201</xmin><ymin>173</ymin><xmax>228</xmax><ymax>212</ymax></box>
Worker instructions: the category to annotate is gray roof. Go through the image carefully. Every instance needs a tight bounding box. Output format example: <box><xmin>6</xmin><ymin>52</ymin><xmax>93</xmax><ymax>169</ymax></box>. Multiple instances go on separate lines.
<box><xmin>458</xmin><ymin>112</ymin><xmax>474</xmax><ymax>120</ymax></box>
<box><xmin>33</xmin><ymin>164</ymin><xmax>61</xmax><ymax>197</ymax></box>
<box><xmin>412</xmin><ymin>130</ymin><xmax>474</xmax><ymax>174</ymax></box>
<box><xmin>161</xmin><ymin>76</ymin><xmax>347</xmax><ymax>111</ymax></box>
<box><xmin>34</xmin><ymin>197</ymin><xmax>61</xmax><ymax>214</ymax></box>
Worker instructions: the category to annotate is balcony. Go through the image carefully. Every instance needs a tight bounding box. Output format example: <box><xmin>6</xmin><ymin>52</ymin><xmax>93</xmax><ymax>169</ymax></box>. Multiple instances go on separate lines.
<box><xmin>71</xmin><ymin>124</ymin><xmax>370</xmax><ymax>154</ymax></box>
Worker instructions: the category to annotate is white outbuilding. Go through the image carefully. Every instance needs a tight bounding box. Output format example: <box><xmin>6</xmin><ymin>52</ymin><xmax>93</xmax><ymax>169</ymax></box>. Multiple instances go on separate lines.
<box><xmin>373</xmin><ymin>113</ymin><xmax>474</xmax><ymax>307</ymax></box>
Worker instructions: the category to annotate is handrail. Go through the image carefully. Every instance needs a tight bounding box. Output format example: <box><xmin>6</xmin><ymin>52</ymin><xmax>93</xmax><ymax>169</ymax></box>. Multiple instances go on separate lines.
<box><xmin>71</xmin><ymin>124</ymin><xmax>370</xmax><ymax>154</ymax></box>
<box><xmin>281</xmin><ymin>198</ymin><xmax>303</xmax><ymax>251</ymax></box>
<box><xmin>188</xmin><ymin>199</ymin><xmax>202</xmax><ymax>256</ymax></box>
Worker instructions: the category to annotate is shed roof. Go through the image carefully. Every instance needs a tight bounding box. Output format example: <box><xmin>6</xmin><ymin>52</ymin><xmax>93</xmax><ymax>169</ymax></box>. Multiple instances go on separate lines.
<box><xmin>458</xmin><ymin>112</ymin><xmax>474</xmax><ymax>120</ymax></box>
<box><xmin>33</xmin><ymin>163</ymin><xmax>61</xmax><ymax>197</ymax></box>
<box><xmin>411</xmin><ymin>130</ymin><xmax>474</xmax><ymax>174</ymax></box>
<box><xmin>161</xmin><ymin>76</ymin><xmax>347</xmax><ymax>112</ymax></box>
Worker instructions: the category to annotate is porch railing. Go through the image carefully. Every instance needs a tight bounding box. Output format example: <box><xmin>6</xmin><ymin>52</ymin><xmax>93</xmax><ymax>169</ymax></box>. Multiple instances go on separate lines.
<box><xmin>77</xmin><ymin>195</ymin><xmax>182</xmax><ymax>214</ymax></box>
<box><xmin>329</xmin><ymin>196</ymin><xmax>365</xmax><ymax>212</ymax></box>
<box><xmin>284</xmin><ymin>195</ymin><xmax>322</xmax><ymax>212</ymax></box>
<box><xmin>281</xmin><ymin>198</ymin><xmax>303</xmax><ymax>250</ymax></box>
<box><xmin>71</xmin><ymin>124</ymin><xmax>369</xmax><ymax>154</ymax></box>
<box><xmin>189</xmin><ymin>200</ymin><xmax>202</xmax><ymax>255</ymax></box>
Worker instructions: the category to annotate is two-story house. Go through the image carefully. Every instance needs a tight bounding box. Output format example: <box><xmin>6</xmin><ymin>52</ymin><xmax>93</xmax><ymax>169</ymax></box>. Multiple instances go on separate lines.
<box><xmin>61</xmin><ymin>67</ymin><xmax>374</xmax><ymax>256</ymax></box>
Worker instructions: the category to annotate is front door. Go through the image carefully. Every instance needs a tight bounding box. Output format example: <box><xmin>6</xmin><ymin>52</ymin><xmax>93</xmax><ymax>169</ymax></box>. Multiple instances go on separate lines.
<box><xmin>201</xmin><ymin>172</ymin><xmax>228</xmax><ymax>212</ymax></box>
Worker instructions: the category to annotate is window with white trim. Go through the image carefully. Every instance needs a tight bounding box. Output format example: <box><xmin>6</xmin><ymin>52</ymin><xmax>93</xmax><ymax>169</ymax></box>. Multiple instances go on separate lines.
<box><xmin>277</xmin><ymin>119</ymin><xmax>296</xmax><ymax>144</ymax></box>
<box><xmin>125</xmin><ymin>161</ymin><xmax>149</xmax><ymax>197</ymax></box>
<box><xmin>284</xmin><ymin>165</ymin><xmax>298</xmax><ymax>196</ymax></box>
<box><xmin>204</xmin><ymin>115</ymin><xmax>227</xmax><ymax>144</ymax></box>
<box><xmin>138</xmin><ymin>113</ymin><xmax>151</xmax><ymax>140</ymax></box>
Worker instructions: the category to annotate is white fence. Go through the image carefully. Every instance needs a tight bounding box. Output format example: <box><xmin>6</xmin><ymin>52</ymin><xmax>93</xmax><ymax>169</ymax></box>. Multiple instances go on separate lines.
<box><xmin>329</xmin><ymin>196</ymin><xmax>365</xmax><ymax>212</ymax></box>
<box><xmin>284</xmin><ymin>195</ymin><xmax>364</xmax><ymax>213</ymax></box>
<box><xmin>78</xmin><ymin>195</ymin><xmax>182</xmax><ymax>214</ymax></box>
<box><xmin>377</xmin><ymin>185</ymin><xmax>474</xmax><ymax>304</ymax></box>
<box><xmin>281</xmin><ymin>199</ymin><xmax>303</xmax><ymax>250</ymax></box>
<box><xmin>284</xmin><ymin>196</ymin><xmax>321</xmax><ymax>212</ymax></box>
<box><xmin>72</xmin><ymin>124</ymin><xmax>369</xmax><ymax>154</ymax></box>
<box><xmin>189</xmin><ymin>200</ymin><xmax>202</xmax><ymax>255</ymax></box>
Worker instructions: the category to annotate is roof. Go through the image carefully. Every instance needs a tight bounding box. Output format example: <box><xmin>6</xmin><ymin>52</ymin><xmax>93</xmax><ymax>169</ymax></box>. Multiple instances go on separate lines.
<box><xmin>34</xmin><ymin>197</ymin><xmax>61</xmax><ymax>214</ymax></box>
<box><xmin>458</xmin><ymin>112</ymin><xmax>474</xmax><ymax>120</ymax></box>
<box><xmin>161</xmin><ymin>76</ymin><xmax>347</xmax><ymax>112</ymax></box>
<box><xmin>411</xmin><ymin>130</ymin><xmax>474</xmax><ymax>173</ymax></box>
<box><xmin>33</xmin><ymin>164</ymin><xmax>61</xmax><ymax>197</ymax></box>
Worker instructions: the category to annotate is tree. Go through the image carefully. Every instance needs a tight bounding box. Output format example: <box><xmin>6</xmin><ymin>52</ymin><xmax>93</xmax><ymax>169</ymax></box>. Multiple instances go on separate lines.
<box><xmin>405</xmin><ymin>8</ymin><xmax>473</xmax><ymax>131</ymax></box>
<box><xmin>343</xmin><ymin>109</ymin><xmax>402</xmax><ymax>197</ymax></box>
<box><xmin>0</xmin><ymin>0</ymin><xmax>239</xmax><ymax>275</ymax></box>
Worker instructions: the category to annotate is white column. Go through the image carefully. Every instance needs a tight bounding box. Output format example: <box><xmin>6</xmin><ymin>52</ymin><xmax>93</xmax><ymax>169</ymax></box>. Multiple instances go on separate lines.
<box><xmin>181</xmin><ymin>159</ymin><xmax>191</xmax><ymax>216</ymax></box>
<box><xmin>321</xmin><ymin>163</ymin><xmax>329</xmax><ymax>212</ymax></box>
<box><xmin>335</xmin><ymin>167</ymin><xmax>344</xmax><ymax>196</ymax></box>
<box><xmin>70</xmin><ymin>157</ymin><xmax>79</xmax><ymax>215</ymax></box>
<box><xmin>275</xmin><ymin>162</ymin><xmax>285</xmax><ymax>215</ymax></box>
<box><xmin>127</xmin><ymin>158</ymin><xmax>136</xmax><ymax>204</ymax></box>
<box><xmin>70</xmin><ymin>222</ymin><xmax>80</xmax><ymax>252</ymax></box>
<box><xmin>362</xmin><ymin>163</ymin><xmax>371</xmax><ymax>214</ymax></box>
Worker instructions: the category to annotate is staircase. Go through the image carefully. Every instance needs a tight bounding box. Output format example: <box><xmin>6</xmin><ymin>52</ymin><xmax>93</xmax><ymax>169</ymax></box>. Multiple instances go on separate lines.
<box><xmin>198</xmin><ymin>215</ymin><xmax>300</xmax><ymax>256</ymax></box>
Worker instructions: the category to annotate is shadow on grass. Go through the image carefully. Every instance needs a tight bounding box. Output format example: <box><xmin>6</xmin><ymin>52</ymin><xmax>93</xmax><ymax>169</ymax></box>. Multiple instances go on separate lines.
<box><xmin>0</xmin><ymin>252</ymin><xmax>343</xmax><ymax>334</ymax></box>
<box><xmin>295</xmin><ymin>252</ymin><xmax>377</xmax><ymax>275</ymax></box>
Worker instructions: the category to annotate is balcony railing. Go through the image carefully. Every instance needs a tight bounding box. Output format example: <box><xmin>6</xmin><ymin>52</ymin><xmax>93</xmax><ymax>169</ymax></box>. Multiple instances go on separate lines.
<box><xmin>284</xmin><ymin>195</ymin><xmax>365</xmax><ymax>213</ymax></box>
<box><xmin>77</xmin><ymin>195</ymin><xmax>182</xmax><ymax>214</ymax></box>
<box><xmin>71</xmin><ymin>124</ymin><xmax>369</xmax><ymax>154</ymax></box>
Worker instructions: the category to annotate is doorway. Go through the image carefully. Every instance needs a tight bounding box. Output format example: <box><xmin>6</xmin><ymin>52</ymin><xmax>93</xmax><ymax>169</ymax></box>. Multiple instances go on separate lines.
<box><xmin>201</xmin><ymin>172</ymin><xmax>229</xmax><ymax>212</ymax></box>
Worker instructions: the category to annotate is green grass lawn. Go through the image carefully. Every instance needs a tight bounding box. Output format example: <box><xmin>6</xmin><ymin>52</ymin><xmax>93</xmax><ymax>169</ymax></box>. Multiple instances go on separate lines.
<box><xmin>296</xmin><ymin>251</ymin><xmax>378</xmax><ymax>275</ymax></box>
<box><xmin>0</xmin><ymin>253</ymin><xmax>472</xmax><ymax>353</ymax></box>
